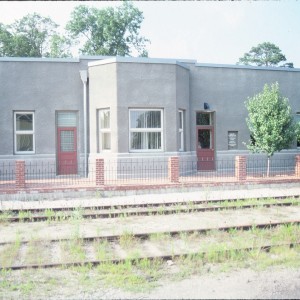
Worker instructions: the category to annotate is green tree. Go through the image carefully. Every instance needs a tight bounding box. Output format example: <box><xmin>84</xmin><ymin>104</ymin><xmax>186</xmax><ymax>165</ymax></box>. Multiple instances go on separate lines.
<box><xmin>47</xmin><ymin>34</ymin><xmax>73</xmax><ymax>58</ymax></box>
<box><xmin>0</xmin><ymin>13</ymin><xmax>72</xmax><ymax>58</ymax></box>
<box><xmin>245</xmin><ymin>82</ymin><xmax>297</xmax><ymax>176</ymax></box>
<box><xmin>238</xmin><ymin>42</ymin><xmax>293</xmax><ymax>67</ymax></box>
<box><xmin>66</xmin><ymin>2</ymin><xmax>150</xmax><ymax>56</ymax></box>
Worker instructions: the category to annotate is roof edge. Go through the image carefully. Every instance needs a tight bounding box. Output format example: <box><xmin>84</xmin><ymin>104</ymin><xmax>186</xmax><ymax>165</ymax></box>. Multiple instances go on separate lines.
<box><xmin>88</xmin><ymin>56</ymin><xmax>195</xmax><ymax>70</ymax></box>
<box><xmin>195</xmin><ymin>62</ymin><xmax>300</xmax><ymax>72</ymax></box>
<box><xmin>0</xmin><ymin>57</ymin><xmax>80</xmax><ymax>63</ymax></box>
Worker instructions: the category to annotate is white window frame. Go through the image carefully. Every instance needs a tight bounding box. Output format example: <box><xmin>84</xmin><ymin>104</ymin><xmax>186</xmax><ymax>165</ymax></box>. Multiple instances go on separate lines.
<box><xmin>14</xmin><ymin>111</ymin><xmax>35</xmax><ymax>154</ymax></box>
<box><xmin>129</xmin><ymin>108</ymin><xmax>164</xmax><ymax>152</ymax></box>
<box><xmin>178</xmin><ymin>110</ymin><xmax>184</xmax><ymax>151</ymax></box>
<box><xmin>99</xmin><ymin>108</ymin><xmax>111</xmax><ymax>151</ymax></box>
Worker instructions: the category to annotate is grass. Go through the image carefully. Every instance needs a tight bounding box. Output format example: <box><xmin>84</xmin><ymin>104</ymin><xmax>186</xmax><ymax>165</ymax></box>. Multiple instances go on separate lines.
<box><xmin>0</xmin><ymin>211</ymin><xmax>13</xmax><ymax>224</ymax></box>
<box><xmin>96</xmin><ymin>257</ymin><xmax>163</xmax><ymax>292</ymax></box>
<box><xmin>1</xmin><ymin>197</ymin><xmax>300</xmax><ymax>297</ymax></box>
<box><xmin>94</xmin><ymin>239</ymin><xmax>112</xmax><ymax>261</ymax></box>
<box><xmin>1</xmin><ymin>226</ymin><xmax>300</xmax><ymax>297</ymax></box>
<box><xmin>119</xmin><ymin>231</ymin><xmax>136</xmax><ymax>249</ymax></box>
<box><xmin>18</xmin><ymin>210</ymin><xmax>32</xmax><ymax>222</ymax></box>
<box><xmin>60</xmin><ymin>224</ymin><xmax>86</xmax><ymax>263</ymax></box>
<box><xmin>0</xmin><ymin>233</ymin><xmax>21</xmax><ymax>268</ymax></box>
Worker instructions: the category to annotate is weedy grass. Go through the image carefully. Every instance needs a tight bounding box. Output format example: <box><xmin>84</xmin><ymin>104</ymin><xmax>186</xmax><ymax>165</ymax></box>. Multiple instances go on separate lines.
<box><xmin>60</xmin><ymin>224</ymin><xmax>86</xmax><ymax>263</ymax></box>
<box><xmin>96</xmin><ymin>257</ymin><xmax>163</xmax><ymax>292</ymax></box>
<box><xmin>44</xmin><ymin>209</ymin><xmax>55</xmax><ymax>223</ymax></box>
<box><xmin>18</xmin><ymin>210</ymin><xmax>32</xmax><ymax>222</ymax></box>
<box><xmin>0</xmin><ymin>234</ymin><xmax>21</xmax><ymax>268</ymax></box>
<box><xmin>24</xmin><ymin>237</ymin><xmax>49</xmax><ymax>266</ymax></box>
<box><xmin>70</xmin><ymin>207</ymin><xmax>84</xmax><ymax>221</ymax></box>
<box><xmin>94</xmin><ymin>239</ymin><xmax>112</xmax><ymax>261</ymax></box>
<box><xmin>0</xmin><ymin>211</ymin><xmax>13</xmax><ymax>224</ymax></box>
<box><xmin>149</xmin><ymin>232</ymin><xmax>172</xmax><ymax>243</ymax></box>
<box><xmin>119</xmin><ymin>231</ymin><xmax>137</xmax><ymax>249</ymax></box>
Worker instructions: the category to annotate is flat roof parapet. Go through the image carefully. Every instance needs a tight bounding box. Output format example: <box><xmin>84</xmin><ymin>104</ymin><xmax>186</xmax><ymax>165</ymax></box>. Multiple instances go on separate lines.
<box><xmin>195</xmin><ymin>62</ymin><xmax>300</xmax><ymax>72</ymax></box>
<box><xmin>0</xmin><ymin>57</ymin><xmax>80</xmax><ymax>63</ymax></box>
<box><xmin>88</xmin><ymin>56</ymin><xmax>196</xmax><ymax>70</ymax></box>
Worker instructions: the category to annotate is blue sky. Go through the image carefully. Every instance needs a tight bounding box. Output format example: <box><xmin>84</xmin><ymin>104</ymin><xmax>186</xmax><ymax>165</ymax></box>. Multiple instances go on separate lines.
<box><xmin>1</xmin><ymin>1</ymin><xmax>299</xmax><ymax>67</ymax></box>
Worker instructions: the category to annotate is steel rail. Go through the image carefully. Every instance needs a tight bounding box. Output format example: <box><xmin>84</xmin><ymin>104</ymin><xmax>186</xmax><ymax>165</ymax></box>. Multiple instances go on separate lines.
<box><xmin>1</xmin><ymin>219</ymin><xmax>300</xmax><ymax>246</ymax></box>
<box><xmin>1</xmin><ymin>198</ymin><xmax>300</xmax><ymax>223</ymax></box>
<box><xmin>1</xmin><ymin>241</ymin><xmax>299</xmax><ymax>271</ymax></box>
<box><xmin>1</xmin><ymin>195</ymin><xmax>299</xmax><ymax>214</ymax></box>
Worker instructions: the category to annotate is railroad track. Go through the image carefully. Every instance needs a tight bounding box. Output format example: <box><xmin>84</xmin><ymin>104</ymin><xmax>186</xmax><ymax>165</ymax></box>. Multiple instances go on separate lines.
<box><xmin>1</xmin><ymin>195</ymin><xmax>300</xmax><ymax>272</ymax></box>
<box><xmin>1</xmin><ymin>195</ymin><xmax>300</xmax><ymax>223</ymax></box>
<box><xmin>1</xmin><ymin>219</ymin><xmax>300</xmax><ymax>271</ymax></box>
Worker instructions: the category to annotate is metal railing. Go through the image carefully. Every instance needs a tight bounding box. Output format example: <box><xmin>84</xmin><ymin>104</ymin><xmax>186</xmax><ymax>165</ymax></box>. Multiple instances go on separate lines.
<box><xmin>104</xmin><ymin>158</ymin><xmax>169</xmax><ymax>185</ymax></box>
<box><xmin>0</xmin><ymin>155</ymin><xmax>299</xmax><ymax>191</ymax></box>
<box><xmin>246</xmin><ymin>157</ymin><xmax>295</xmax><ymax>179</ymax></box>
<box><xmin>180</xmin><ymin>158</ymin><xmax>236</xmax><ymax>183</ymax></box>
<box><xmin>23</xmin><ymin>161</ymin><xmax>96</xmax><ymax>189</ymax></box>
<box><xmin>0</xmin><ymin>161</ymin><xmax>15</xmax><ymax>189</ymax></box>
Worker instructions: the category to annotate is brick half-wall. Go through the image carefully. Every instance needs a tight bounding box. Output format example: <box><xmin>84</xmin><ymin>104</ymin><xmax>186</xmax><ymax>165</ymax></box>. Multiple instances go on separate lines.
<box><xmin>235</xmin><ymin>155</ymin><xmax>247</xmax><ymax>181</ymax></box>
<box><xmin>168</xmin><ymin>156</ymin><xmax>179</xmax><ymax>183</ymax></box>
<box><xmin>295</xmin><ymin>155</ymin><xmax>300</xmax><ymax>177</ymax></box>
<box><xmin>15</xmin><ymin>160</ymin><xmax>26</xmax><ymax>189</ymax></box>
<box><xmin>96</xmin><ymin>158</ymin><xmax>105</xmax><ymax>186</ymax></box>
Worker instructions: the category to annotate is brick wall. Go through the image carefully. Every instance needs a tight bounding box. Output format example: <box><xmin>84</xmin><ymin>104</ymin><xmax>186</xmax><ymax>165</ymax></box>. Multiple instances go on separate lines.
<box><xmin>96</xmin><ymin>158</ymin><xmax>104</xmax><ymax>186</ymax></box>
<box><xmin>168</xmin><ymin>156</ymin><xmax>179</xmax><ymax>183</ymax></box>
<box><xmin>295</xmin><ymin>155</ymin><xmax>300</xmax><ymax>177</ymax></box>
<box><xmin>235</xmin><ymin>156</ymin><xmax>247</xmax><ymax>181</ymax></box>
<box><xmin>15</xmin><ymin>160</ymin><xmax>25</xmax><ymax>189</ymax></box>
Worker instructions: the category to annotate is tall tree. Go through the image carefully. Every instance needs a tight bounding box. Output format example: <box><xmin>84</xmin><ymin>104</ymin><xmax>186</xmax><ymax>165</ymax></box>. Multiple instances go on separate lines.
<box><xmin>238</xmin><ymin>42</ymin><xmax>293</xmax><ymax>67</ymax></box>
<box><xmin>245</xmin><ymin>82</ymin><xmax>297</xmax><ymax>176</ymax></box>
<box><xmin>66</xmin><ymin>2</ymin><xmax>150</xmax><ymax>56</ymax></box>
<box><xmin>0</xmin><ymin>13</ymin><xmax>72</xmax><ymax>58</ymax></box>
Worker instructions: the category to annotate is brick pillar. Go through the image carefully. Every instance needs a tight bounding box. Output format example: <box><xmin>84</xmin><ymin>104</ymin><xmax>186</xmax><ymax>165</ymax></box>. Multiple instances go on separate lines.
<box><xmin>96</xmin><ymin>159</ymin><xmax>104</xmax><ymax>186</ymax></box>
<box><xmin>168</xmin><ymin>156</ymin><xmax>179</xmax><ymax>183</ymax></box>
<box><xmin>15</xmin><ymin>160</ymin><xmax>26</xmax><ymax>189</ymax></box>
<box><xmin>295</xmin><ymin>155</ymin><xmax>300</xmax><ymax>177</ymax></box>
<box><xmin>235</xmin><ymin>156</ymin><xmax>247</xmax><ymax>181</ymax></box>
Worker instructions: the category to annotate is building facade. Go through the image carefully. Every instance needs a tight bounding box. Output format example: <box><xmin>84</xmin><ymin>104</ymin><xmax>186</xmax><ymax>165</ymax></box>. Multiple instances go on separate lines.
<box><xmin>1</xmin><ymin>56</ymin><xmax>299</xmax><ymax>175</ymax></box>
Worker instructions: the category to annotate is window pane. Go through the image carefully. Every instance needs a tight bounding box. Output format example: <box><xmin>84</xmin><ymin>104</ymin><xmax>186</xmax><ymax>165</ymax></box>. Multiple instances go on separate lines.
<box><xmin>147</xmin><ymin>111</ymin><xmax>161</xmax><ymax>128</ymax></box>
<box><xmin>60</xmin><ymin>130</ymin><xmax>75</xmax><ymax>152</ymax></box>
<box><xmin>16</xmin><ymin>134</ymin><xmax>33</xmax><ymax>151</ymax></box>
<box><xmin>179</xmin><ymin>111</ymin><xmax>183</xmax><ymax>129</ymax></box>
<box><xmin>101</xmin><ymin>133</ymin><xmax>111</xmax><ymax>150</ymax></box>
<box><xmin>57</xmin><ymin>112</ymin><xmax>77</xmax><ymax>127</ymax></box>
<box><xmin>16</xmin><ymin>114</ymin><xmax>33</xmax><ymax>131</ymax></box>
<box><xmin>130</xmin><ymin>132</ymin><xmax>161</xmax><ymax>150</ymax></box>
<box><xmin>198</xmin><ymin>129</ymin><xmax>211</xmax><ymax>149</ymax></box>
<box><xmin>196</xmin><ymin>113</ymin><xmax>210</xmax><ymax>125</ymax></box>
<box><xmin>100</xmin><ymin>110</ymin><xmax>110</xmax><ymax>129</ymax></box>
<box><xmin>130</xmin><ymin>110</ymin><xmax>161</xmax><ymax>128</ymax></box>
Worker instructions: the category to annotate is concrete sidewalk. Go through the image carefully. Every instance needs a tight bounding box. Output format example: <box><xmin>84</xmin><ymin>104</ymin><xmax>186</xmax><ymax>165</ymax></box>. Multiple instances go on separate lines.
<box><xmin>1</xmin><ymin>184</ymin><xmax>300</xmax><ymax>211</ymax></box>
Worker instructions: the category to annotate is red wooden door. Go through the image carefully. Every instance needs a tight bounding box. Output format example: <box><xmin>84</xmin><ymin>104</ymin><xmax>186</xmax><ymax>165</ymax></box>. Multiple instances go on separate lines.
<box><xmin>57</xmin><ymin>127</ymin><xmax>77</xmax><ymax>175</ymax></box>
<box><xmin>197</xmin><ymin>127</ymin><xmax>215</xmax><ymax>170</ymax></box>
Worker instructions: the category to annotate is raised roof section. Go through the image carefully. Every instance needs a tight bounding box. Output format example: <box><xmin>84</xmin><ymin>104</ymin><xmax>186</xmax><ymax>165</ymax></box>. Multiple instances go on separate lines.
<box><xmin>88</xmin><ymin>56</ymin><xmax>196</xmax><ymax>70</ymax></box>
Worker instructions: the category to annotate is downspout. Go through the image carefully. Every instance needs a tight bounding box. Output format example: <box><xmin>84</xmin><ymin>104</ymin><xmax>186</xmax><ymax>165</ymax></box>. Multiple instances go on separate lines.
<box><xmin>80</xmin><ymin>70</ymin><xmax>88</xmax><ymax>177</ymax></box>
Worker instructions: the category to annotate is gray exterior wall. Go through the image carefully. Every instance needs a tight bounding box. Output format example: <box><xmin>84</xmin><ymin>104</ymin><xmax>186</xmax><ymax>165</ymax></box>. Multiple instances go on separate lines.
<box><xmin>88</xmin><ymin>58</ymin><xmax>190</xmax><ymax>157</ymax></box>
<box><xmin>1</xmin><ymin>56</ymin><xmax>299</xmax><ymax>170</ymax></box>
<box><xmin>0</xmin><ymin>59</ymin><xmax>82</xmax><ymax>160</ymax></box>
<box><xmin>189</xmin><ymin>64</ymin><xmax>300</xmax><ymax>153</ymax></box>
<box><xmin>88</xmin><ymin>62</ymin><xmax>117</xmax><ymax>155</ymax></box>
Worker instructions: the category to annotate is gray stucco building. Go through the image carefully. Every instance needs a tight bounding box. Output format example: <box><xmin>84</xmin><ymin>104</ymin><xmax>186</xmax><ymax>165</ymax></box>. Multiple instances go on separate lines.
<box><xmin>1</xmin><ymin>56</ymin><xmax>299</xmax><ymax>175</ymax></box>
